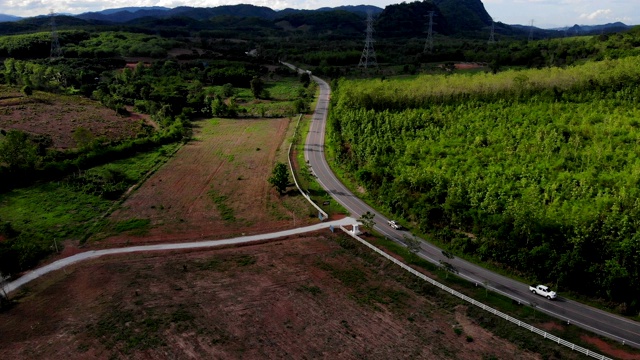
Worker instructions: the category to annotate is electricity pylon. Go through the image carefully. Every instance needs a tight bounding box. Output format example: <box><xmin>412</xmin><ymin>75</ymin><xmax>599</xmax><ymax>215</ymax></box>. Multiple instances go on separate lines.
<box><xmin>358</xmin><ymin>11</ymin><xmax>378</xmax><ymax>68</ymax></box>
<box><xmin>488</xmin><ymin>21</ymin><xmax>496</xmax><ymax>45</ymax></box>
<box><xmin>50</xmin><ymin>10</ymin><xmax>63</xmax><ymax>60</ymax></box>
<box><xmin>424</xmin><ymin>11</ymin><xmax>436</xmax><ymax>53</ymax></box>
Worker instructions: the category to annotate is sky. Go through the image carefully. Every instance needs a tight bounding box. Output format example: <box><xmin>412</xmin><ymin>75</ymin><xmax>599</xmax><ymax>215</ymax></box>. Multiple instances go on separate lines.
<box><xmin>0</xmin><ymin>0</ymin><xmax>638</xmax><ymax>28</ymax></box>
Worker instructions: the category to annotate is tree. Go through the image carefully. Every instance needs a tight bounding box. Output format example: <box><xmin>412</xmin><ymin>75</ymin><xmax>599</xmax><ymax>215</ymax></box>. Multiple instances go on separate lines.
<box><xmin>358</xmin><ymin>211</ymin><xmax>376</xmax><ymax>232</ymax></box>
<box><xmin>250</xmin><ymin>76</ymin><xmax>264</xmax><ymax>99</ymax></box>
<box><xmin>0</xmin><ymin>130</ymin><xmax>39</xmax><ymax>171</ymax></box>
<box><xmin>21</xmin><ymin>85</ymin><xmax>32</xmax><ymax>96</ymax></box>
<box><xmin>268</xmin><ymin>162</ymin><xmax>289</xmax><ymax>195</ymax></box>
<box><xmin>293</xmin><ymin>98</ymin><xmax>308</xmax><ymax>114</ymax></box>
<box><xmin>72</xmin><ymin>127</ymin><xmax>95</xmax><ymax>149</ymax></box>
<box><xmin>221</xmin><ymin>83</ymin><xmax>235</xmax><ymax>97</ymax></box>
<box><xmin>300</xmin><ymin>72</ymin><xmax>311</xmax><ymax>87</ymax></box>
<box><xmin>211</xmin><ymin>95</ymin><xmax>229</xmax><ymax>117</ymax></box>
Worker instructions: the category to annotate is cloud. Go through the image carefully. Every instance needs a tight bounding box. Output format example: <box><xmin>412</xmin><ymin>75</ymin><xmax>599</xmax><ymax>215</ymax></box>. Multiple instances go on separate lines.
<box><xmin>579</xmin><ymin>9</ymin><xmax>612</xmax><ymax>20</ymax></box>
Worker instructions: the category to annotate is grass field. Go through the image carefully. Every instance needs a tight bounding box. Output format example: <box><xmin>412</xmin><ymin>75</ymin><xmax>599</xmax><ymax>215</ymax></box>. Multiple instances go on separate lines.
<box><xmin>207</xmin><ymin>77</ymin><xmax>307</xmax><ymax>118</ymax></box>
<box><xmin>101</xmin><ymin>116</ymin><xmax>318</xmax><ymax>246</ymax></box>
<box><xmin>0</xmin><ymin>143</ymin><xmax>179</xmax><ymax>242</ymax></box>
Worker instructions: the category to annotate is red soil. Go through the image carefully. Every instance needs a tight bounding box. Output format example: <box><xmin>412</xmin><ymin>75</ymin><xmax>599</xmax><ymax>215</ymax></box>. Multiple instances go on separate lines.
<box><xmin>0</xmin><ymin>234</ymin><xmax>543</xmax><ymax>359</ymax></box>
<box><xmin>0</xmin><ymin>90</ymin><xmax>145</xmax><ymax>149</ymax></box>
<box><xmin>581</xmin><ymin>335</ymin><xmax>640</xmax><ymax>360</ymax></box>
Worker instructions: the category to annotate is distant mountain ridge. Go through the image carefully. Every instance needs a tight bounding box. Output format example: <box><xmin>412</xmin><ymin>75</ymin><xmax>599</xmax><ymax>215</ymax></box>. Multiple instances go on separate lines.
<box><xmin>565</xmin><ymin>22</ymin><xmax>631</xmax><ymax>34</ymax></box>
<box><xmin>0</xmin><ymin>14</ymin><xmax>21</xmax><ymax>22</ymax></box>
<box><xmin>0</xmin><ymin>3</ymin><xmax>632</xmax><ymax>40</ymax></box>
<box><xmin>75</xmin><ymin>4</ymin><xmax>382</xmax><ymax>23</ymax></box>
<box><xmin>98</xmin><ymin>6</ymin><xmax>170</xmax><ymax>15</ymax></box>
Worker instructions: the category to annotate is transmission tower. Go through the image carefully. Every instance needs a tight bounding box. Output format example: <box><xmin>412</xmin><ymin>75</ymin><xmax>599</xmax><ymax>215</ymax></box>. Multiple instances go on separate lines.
<box><xmin>50</xmin><ymin>10</ymin><xmax>63</xmax><ymax>60</ymax></box>
<box><xmin>528</xmin><ymin>19</ymin><xmax>534</xmax><ymax>41</ymax></box>
<box><xmin>358</xmin><ymin>11</ymin><xmax>378</xmax><ymax>68</ymax></box>
<box><xmin>423</xmin><ymin>11</ymin><xmax>436</xmax><ymax>53</ymax></box>
<box><xmin>488</xmin><ymin>20</ymin><xmax>496</xmax><ymax>44</ymax></box>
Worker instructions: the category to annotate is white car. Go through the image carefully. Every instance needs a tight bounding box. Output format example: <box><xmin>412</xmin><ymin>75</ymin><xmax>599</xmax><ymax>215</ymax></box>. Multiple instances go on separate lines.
<box><xmin>529</xmin><ymin>284</ymin><xmax>557</xmax><ymax>300</ymax></box>
<box><xmin>388</xmin><ymin>220</ymin><xmax>401</xmax><ymax>229</ymax></box>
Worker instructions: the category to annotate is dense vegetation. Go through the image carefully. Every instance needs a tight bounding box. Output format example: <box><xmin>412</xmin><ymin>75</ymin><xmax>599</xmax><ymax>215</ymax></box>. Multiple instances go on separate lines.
<box><xmin>328</xmin><ymin>56</ymin><xmax>640</xmax><ymax>312</ymax></box>
<box><xmin>0</xmin><ymin>25</ymin><xmax>315</xmax><ymax>278</ymax></box>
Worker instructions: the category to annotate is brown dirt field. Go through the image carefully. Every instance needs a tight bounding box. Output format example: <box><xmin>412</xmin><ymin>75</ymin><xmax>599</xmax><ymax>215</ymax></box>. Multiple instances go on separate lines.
<box><xmin>0</xmin><ymin>86</ymin><xmax>146</xmax><ymax>149</ymax></box>
<box><xmin>0</xmin><ymin>233</ymin><xmax>544</xmax><ymax>359</ymax></box>
<box><xmin>102</xmin><ymin>117</ymin><xmax>317</xmax><ymax>246</ymax></box>
<box><xmin>454</xmin><ymin>63</ymin><xmax>486</xmax><ymax>70</ymax></box>
<box><xmin>581</xmin><ymin>335</ymin><xmax>640</xmax><ymax>360</ymax></box>
<box><xmin>538</xmin><ymin>321</ymin><xmax>566</xmax><ymax>332</ymax></box>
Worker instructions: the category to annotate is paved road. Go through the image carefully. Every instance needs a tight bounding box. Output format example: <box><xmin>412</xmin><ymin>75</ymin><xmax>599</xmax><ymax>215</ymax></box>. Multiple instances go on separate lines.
<box><xmin>4</xmin><ymin>217</ymin><xmax>358</xmax><ymax>295</ymax></box>
<box><xmin>296</xmin><ymin>65</ymin><xmax>640</xmax><ymax>348</ymax></box>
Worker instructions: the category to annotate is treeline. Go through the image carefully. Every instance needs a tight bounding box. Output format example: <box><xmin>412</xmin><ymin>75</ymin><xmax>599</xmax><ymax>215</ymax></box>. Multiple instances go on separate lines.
<box><xmin>64</xmin><ymin>31</ymin><xmax>179</xmax><ymax>58</ymax></box>
<box><xmin>0</xmin><ymin>30</ymin><xmax>90</xmax><ymax>59</ymax></box>
<box><xmin>283</xmin><ymin>25</ymin><xmax>640</xmax><ymax>77</ymax></box>
<box><xmin>334</xmin><ymin>56</ymin><xmax>640</xmax><ymax>110</ymax></box>
<box><xmin>328</xmin><ymin>56</ymin><xmax>640</xmax><ymax>312</ymax></box>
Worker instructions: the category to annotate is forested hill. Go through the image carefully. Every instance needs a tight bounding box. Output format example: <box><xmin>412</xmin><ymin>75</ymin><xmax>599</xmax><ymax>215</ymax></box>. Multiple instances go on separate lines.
<box><xmin>376</xmin><ymin>2</ymin><xmax>451</xmax><ymax>37</ymax></box>
<box><xmin>434</xmin><ymin>0</ymin><xmax>492</xmax><ymax>32</ymax></box>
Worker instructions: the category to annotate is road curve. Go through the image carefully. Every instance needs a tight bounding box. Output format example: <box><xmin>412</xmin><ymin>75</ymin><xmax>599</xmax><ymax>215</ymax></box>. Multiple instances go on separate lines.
<box><xmin>4</xmin><ymin>217</ymin><xmax>358</xmax><ymax>295</ymax></box>
<box><xmin>296</xmin><ymin>66</ymin><xmax>640</xmax><ymax>349</ymax></box>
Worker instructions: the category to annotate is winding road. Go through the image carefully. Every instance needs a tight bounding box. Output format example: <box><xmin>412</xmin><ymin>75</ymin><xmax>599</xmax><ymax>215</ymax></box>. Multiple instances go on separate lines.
<box><xmin>297</xmin><ymin>66</ymin><xmax>640</xmax><ymax>349</ymax></box>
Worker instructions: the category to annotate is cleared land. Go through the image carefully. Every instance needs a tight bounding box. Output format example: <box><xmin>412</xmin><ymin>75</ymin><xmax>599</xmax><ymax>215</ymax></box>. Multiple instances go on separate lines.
<box><xmin>0</xmin><ymin>233</ymin><xmax>546</xmax><ymax>360</ymax></box>
<box><xmin>102</xmin><ymin>117</ymin><xmax>317</xmax><ymax>246</ymax></box>
<box><xmin>0</xmin><ymin>86</ymin><xmax>147</xmax><ymax>149</ymax></box>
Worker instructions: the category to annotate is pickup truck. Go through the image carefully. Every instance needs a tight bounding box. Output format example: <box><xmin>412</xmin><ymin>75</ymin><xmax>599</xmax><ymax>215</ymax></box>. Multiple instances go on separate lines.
<box><xmin>529</xmin><ymin>284</ymin><xmax>557</xmax><ymax>300</ymax></box>
<box><xmin>387</xmin><ymin>220</ymin><xmax>401</xmax><ymax>229</ymax></box>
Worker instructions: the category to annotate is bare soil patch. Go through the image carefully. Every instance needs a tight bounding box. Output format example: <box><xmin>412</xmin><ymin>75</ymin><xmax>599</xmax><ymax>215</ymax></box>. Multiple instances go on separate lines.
<box><xmin>0</xmin><ymin>87</ymin><xmax>145</xmax><ymax>149</ymax></box>
<box><xmin>581</xmin><ymin>335</ymin><xmax>640</xmax><ymax>360</ymax></box>
<box><xmin>537</xmin><ymin>321</ymin><xmax>565</xmax><ymax>333</ymax></box>
<box><xmin>103</xmin><ymin>117</ymin><xmax>316</xmax><ymax>246</ymax></box>
<box><xmin>454</xmin><ymin>62</ymin><xmax>487</xmax><ymax>70</ymax></box>
<box><xmin>0</xmin><ymin>233</ymin><xmax>543</xmax><ymax>359</ymax></box>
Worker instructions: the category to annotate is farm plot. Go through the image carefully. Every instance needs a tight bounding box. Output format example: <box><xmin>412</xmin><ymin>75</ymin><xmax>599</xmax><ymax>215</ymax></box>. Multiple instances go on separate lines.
<box><xmin>0</xmin><ymin>233</ymin><xmax>544</xmax><ymax>360</ymax></box>
<box><xmin>103</xmin><ymin>117</ymin><xmax>317</xmax><ymax>246</ymax></box>
<box><xmin>0</xmin><ymin>86</ymin><xmax>147</xmax><ymax>149</ymax></box>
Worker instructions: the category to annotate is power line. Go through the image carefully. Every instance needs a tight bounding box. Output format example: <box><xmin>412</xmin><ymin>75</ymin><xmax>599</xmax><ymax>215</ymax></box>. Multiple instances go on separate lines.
<box><xmin>528</xmin><ymin>19</ymin><xmax>534</xmax><ymax>42</ymax></box>
<box><xmin>358</xmin><ymin>11</ymin><xmax>378</xmax><ymax>68</ymax></box>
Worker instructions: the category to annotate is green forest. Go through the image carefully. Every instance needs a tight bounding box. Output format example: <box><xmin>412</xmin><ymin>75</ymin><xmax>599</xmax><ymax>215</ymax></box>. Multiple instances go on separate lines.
<box><xmin>328</xmin><ymin>55</ymin><xmax>640</xmax><ymax>312</ymax></box>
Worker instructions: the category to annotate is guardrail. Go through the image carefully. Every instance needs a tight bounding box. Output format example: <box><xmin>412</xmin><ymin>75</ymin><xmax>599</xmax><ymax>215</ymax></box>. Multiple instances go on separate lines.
<box><xmin>288</xmin><ymin>114</ymin><xmax>328</xmax><ymax>221</ymax></box>
<box><xmin>339</xmin><ymin>226</ymin><xmax>613</xmax><ymax>360</ymax></box>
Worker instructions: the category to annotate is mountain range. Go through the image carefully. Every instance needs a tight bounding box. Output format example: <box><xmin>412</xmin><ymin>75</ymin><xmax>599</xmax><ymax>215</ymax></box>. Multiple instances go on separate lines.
<box><xmin>0</xmin><ymin>2</ymin><xmax>632</xmax><ymax>37</ymax></box>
